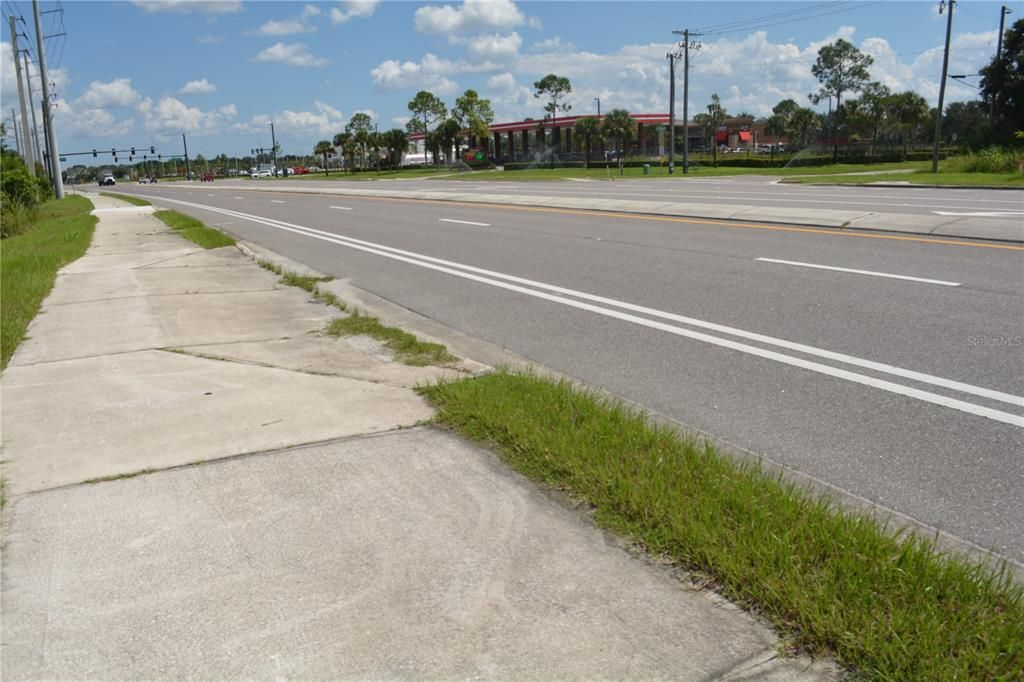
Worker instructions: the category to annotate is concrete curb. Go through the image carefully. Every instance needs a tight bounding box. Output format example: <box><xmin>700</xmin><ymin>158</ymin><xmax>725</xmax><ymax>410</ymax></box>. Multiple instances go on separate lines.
<box><xmin>205</xmin><ymin>182</ymin><xmax>1024</xmax><ymax>244</ymax></box>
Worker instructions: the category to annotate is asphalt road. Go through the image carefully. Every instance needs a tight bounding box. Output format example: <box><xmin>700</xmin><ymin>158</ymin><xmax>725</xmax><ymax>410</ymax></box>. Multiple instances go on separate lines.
<box><xmin>228</xmin><ymin>174</ymin><xmax>1024</xmax><ymax>220</ymax></box>
<box><xmin>116</xmin><ymin>182</ymin><xmax>1024</xmax><ymax>566</ymax></box>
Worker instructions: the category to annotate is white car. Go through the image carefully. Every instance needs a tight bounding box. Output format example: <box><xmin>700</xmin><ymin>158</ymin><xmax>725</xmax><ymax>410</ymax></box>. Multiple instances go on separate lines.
<box><xmin>251</xmin><ymin>169</ymin><xmax>273</xmax><ymax>178</ymax></box>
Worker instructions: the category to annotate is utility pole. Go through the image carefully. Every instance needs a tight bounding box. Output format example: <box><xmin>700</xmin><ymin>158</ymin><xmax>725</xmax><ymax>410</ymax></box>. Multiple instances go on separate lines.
<box><xmin>32</xmin><ymin>0</ymin><xmax>62</xmax><ymax>197</ymax></box>
<box><xmin>9</xmin><ymin>109</ymin><xmax>21</xmax><ymax>155</ymax></box>
<box><xmin>673</xmin><ymin>29</ymin><xmax>700</xmax><ymax>174</ymax></box>
<box><xmin>24</xmin><ymin>50</ymin><xmax>44</xmax><ymax>173</ymax></box>
<box><xmin>270</xmin><ymin>122</ymin><xmax>278</xmax><ymax>176</ymax></box>
<box><xmin>990</xmin><ymin>5</ymin><xmax>1013</xmax><ymax>126</ymax></box>
<box><xmin>183</xmin><ymin>133</ymin><xmax>191</xmax><ymax>180</ymax></box>
<box><xmin>668</xmin><ymin>50</ymin><xmax>676</xmax><ymax>173</ymax></box>
<box><xmin>10</xmin><ymin>17</ymin><xmax>35</xmax><ymax>175</ymax></box>
<box><xmin>932</xmin><ymin>0</ymin><xmax>955</xmax><ymax>173</ymax></box>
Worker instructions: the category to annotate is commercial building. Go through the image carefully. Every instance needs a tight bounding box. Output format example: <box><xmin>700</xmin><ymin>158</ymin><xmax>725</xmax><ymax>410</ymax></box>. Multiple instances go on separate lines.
<box><xmin>409</xmin><ymin>113</ymin><xmax>786</xmax><ymax>163</ymax></box>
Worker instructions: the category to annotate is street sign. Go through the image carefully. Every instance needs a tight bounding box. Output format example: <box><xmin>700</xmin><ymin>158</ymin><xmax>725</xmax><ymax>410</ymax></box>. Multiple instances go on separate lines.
<box><xmin>59</xmin><ymin>156</ymin><xmax>66</xmax><ymax>162</ymax></box>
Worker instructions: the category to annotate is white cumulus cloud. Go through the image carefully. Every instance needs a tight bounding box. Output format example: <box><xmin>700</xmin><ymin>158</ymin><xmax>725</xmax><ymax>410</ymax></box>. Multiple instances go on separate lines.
<box><xmin>180</xmin><ymin>78</ymin><xmax>217</xmax><ymax>94</ymax></box>
<box><xmin>257</xmin><ymin>4</ymin><xmax>320</xmax><ymax>35</ymax></box>
<box><xmin>330</xmin><ymin>0</ymin><xmax>380</xmax><ymax>24</ymax></box>
<box><xmin>414</xmin><ymin>0</ymin><xmax>526</xmax><ymax>34</ymax></box>
<box><xmin>253</xmin><ymin>42</ymin><xmax>329</xmax><ymax>67</ymax></box>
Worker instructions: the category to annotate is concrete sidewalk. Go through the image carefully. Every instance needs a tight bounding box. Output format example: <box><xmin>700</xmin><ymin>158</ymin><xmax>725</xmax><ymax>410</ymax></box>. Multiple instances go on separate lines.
<box><xmin>1</xmin><ymin>193</ymin><xmax>837</xmax><ymax>680</ymax></box>
<box><xmin>207</xmin><ymin>180</ymin><xmax>1023</xmax><ymax>243</ymax></box>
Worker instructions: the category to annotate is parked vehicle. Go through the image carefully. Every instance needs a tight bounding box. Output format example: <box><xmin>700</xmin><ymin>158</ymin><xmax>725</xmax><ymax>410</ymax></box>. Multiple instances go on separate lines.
<box><xmin>201</xmin><ymin>173</ymin><xmax>214</xmax><ymax>182</ymax></box>
<box><xmin>292</xmin><ymin>166</ymin><xmax>310</xmax><ymax>175</ymax></box>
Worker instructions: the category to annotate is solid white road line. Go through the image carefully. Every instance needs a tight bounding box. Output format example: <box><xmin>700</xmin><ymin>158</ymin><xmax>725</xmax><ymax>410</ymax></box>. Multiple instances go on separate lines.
<box><xmin>233</xmin><ymin>196</ymin><xmax>243</xmax><ymax>199</ymax></box>
<box><xmin>271</xmin><ymin>200</ymin><xmax>286</xmax><ymax>204</ymax></box>
<box><xmin>330</xmin><ymin>205</ymin><xmax>353</xmax><ymax>211</ymax></box>
<box><xmin>755</xmin><ymin>258</ymin><xmax>962</xmax><ymax>287</ymax></box>
<box><xmin>439</xmin><ymin>218</ymin><xmax>490</xmax><ymax>227</ymax></box>
<box><xmin>142</xmin><ymin>196</ymin><xmax>1024</xmax><ymax>427</ymax></box>
<box><xmin>933</xmin><ymin>210</ymin><xmax>1024</xmax><ymax>217</ymax></box>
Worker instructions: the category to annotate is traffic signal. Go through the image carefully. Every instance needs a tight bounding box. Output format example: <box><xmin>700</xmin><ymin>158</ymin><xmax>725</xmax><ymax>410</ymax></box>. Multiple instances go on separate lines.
<box><xmin>131</xmin><ymin>147</ymin><xmax>135</xmax><ymax>156</ymax></box>
<box><xmin>150</xmin><ymin>146</ymin><xmax>155</xmax><ymax>154</ymax></box>
<box><xmin>92</xmin><ymin>149</ymin><xmax>97</xmax><ymax>158</ymax></box>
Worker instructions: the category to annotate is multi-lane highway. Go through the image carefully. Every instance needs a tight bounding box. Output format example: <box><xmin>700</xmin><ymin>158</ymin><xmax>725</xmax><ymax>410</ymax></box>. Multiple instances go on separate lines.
<box><xmin>251</xmin><ymin>174</ymin><xmax>1024</xmax><ymax>219</ymax></box>
<box><xmin>117</xmin><ymin>181</ymin><xmax>1024</xmax><ymax>566</ymax></box>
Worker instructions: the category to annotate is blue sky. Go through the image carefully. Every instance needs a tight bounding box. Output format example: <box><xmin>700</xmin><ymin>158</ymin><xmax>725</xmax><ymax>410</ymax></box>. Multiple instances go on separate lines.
<box><xmin>2</xmin><ymin>0</ymin><xmax>1018</xmax><ymax>159</ymax></box>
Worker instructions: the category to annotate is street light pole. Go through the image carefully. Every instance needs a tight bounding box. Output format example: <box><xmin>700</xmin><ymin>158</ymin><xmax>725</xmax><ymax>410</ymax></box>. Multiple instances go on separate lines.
<box><xmin>593</xmin><ymin>97</ymin><xmax>600</xmax><ymax>118</ymax></box>
<box><xmin>932</xmin><ymin>0</ymin><xmax>955</xmax><ymax>173</ymax></box>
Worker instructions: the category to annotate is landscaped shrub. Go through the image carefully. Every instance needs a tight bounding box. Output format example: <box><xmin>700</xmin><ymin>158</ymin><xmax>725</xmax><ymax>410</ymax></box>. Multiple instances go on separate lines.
<box><xmin>1</xmin><ymin>151</ymin><xmax>41</xmax><ymax>238</ymax></box>
<box><xmin>944</xmin><ymin>146</ymin><xmax>1024</xmax><ymax>174</ymax></box>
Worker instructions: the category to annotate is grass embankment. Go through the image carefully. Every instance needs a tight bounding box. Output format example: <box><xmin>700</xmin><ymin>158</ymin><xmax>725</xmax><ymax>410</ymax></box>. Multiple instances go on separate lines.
<box><xmin>1</xmin><ymin>195</ymin><xmax>97</xmax><ymax>368</ymax></box>
<box><xmin>421</xmin><ymin>370</ymin><xmax>1024</xmax><ymax>680</ymax></box>
<box><xmin>99</xmin><ymin>191</ymin><xmax>152</xmax><ymax>206</ymax></box>
<box><xmin>255</xmin><ymin>259</ymin><xmax>455</xmax><ymax>366</ymax></box>
<box><xmin>153</xmin><ymin>210</ymin><xmax>236</xmax><ymax>249</ymax></box>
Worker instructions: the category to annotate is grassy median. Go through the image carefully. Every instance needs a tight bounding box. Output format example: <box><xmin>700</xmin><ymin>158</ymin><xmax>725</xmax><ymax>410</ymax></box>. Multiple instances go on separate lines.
<box><xmin>420</xmin><ymin>370</ymin><xmax>1023</xmax><ymax>680</ymax></box>
<box><xmin>153</xmin><ymin>210</ymin><xmax>236</xmax><ymax>249</ymax></box>
<box><xmin>1</xmin><ymin>195</ymin><xmax>97</xmax><ymax>368</ymax></box>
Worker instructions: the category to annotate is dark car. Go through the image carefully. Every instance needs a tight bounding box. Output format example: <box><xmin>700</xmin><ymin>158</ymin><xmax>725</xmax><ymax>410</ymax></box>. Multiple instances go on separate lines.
<box><xmin>201</xmin><ymin>173</ymin><xmax>214</xmax><ymax>182</ymax></box>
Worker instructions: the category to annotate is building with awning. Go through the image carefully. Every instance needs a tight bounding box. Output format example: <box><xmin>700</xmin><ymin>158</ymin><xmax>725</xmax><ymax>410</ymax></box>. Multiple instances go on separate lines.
<box><xmin>408</xmin><ymin>113</ymin><xmax>785</xmax><ymax>163</ymax></box>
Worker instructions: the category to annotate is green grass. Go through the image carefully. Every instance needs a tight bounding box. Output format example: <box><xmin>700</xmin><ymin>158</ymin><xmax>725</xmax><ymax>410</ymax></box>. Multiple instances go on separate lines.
<box><xmin>326</xmin><ymin>311</ymin><xmax>456</xmax><ymax>366</ymax></box>
<box><xmin>99</xmin><ymin>191</ymin><xmax>151</xmax><ymax>206</ymax></box>
<box><xmin>420</xmin><ymin>370</ymin><xmax>1024</xmax><ymax>680</ymax></box>
<box><xmin>782</xmin><ymin>171</ymin><xmax>1024</xmax><ymax>186</ymax></box>
<box><xmin>1</xmin><ymin>195</ymin><xmax>97</xmax><ymax>369</ymax></box>
<box><xmin>256</xmin><ymin>259</ymin><xmax>348</xmax><ymax>310</ymax></box>
<box><xmin>153</xmin><ymin>210</ymin><xmax>236</xmax><ymax>249</ymax></box>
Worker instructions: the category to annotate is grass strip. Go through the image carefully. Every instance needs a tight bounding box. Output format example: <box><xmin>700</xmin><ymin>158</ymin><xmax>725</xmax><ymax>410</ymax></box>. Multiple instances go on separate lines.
<box><xmin>99</xmin><ymin>191</ymin><xmax>151</xmax><ymax>206</ymax></box>
<box><xmin>420</xmin><ymin>370</ymin><xmax>1024</xmax><ymax>680</ymax></box>
<box><xmin>1</xmin><ymin>195</ymin><xmax>97</xmax><ymax>369</ymax></box>
<box><xmin>254</xmin><ymin>258</ymin><xmax>454</xmax><ymax>366</ymax></box>
<box><xmin>326</xmin><ymin>311</ymin><xmax>455</xmax><ymax>366</ymax></box>
<box><xmin>256</xmin><ymin>259</ymin><xmax>347</xmax><ymax>310</ymax></box>
<box><xmin>153</xmin><ymin>209</ymin><xmax>235</xmax><ymax>249</ymax></box>
<box><xmin>781</xmin><ymin>171</ymin><xmax>1024</xmax><ymax>186</ymax></box>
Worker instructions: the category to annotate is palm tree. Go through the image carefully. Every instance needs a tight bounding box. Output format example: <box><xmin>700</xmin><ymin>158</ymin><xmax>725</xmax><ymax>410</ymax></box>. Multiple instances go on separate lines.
<box><xmin>573</xmin><ymin>117</ymin><xmax>603</xmax><ymax>166</ymax></box>
<box><xmin>439</xmin><ymin>118</ymin><xmax>462</xmax><ymax>165</ymax></box>
<box><xmin>333</xmin><ymin>132</ymin><xmax>352</xmax><ymax>170</ymax></box>
<box><xmin>601</xmin><ymin>109</ymin><xmax>635</xmax><ymax>175</ymax></box>
<box><xmin>382</xmin><ymin>129</ymin><xmax>410</xmax><ymax>169</ymax></box>
<box><xmin>886</xmin><ymin>91</ymin><xmax>929</xmax><ymax>155</ymax></box>
<box><xmin>313</xmin><ymin>140</ymin><xmax>333</xmax><ymax>176</ymax></box>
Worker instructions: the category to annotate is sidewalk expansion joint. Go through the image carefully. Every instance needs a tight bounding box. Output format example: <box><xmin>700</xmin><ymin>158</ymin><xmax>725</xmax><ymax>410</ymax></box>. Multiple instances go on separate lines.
<box><xmin>42</xmin><ymin>288</ymin><xmax>282</xmax><ymax>307</ymax></box>
<box><xmin>160</xmin><ymin>346</ymin><xmax>418</xmax><ymax>388</ymax></box>
<box><xmin>5</xmin><ymin>426</ymin><xmax>435</xmax><ymax>499</ymax></box>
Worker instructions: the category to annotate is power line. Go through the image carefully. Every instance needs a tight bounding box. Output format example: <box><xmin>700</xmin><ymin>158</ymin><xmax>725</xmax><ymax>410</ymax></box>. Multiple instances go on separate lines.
<box><xmin>695</xmin><ymin>1</ymin><xmax>850</xmax><ymax>34</ymax></box>
<box><xmin>697</xmin><ymin>1</ymin><xmax>888</xmax><ymax>37</ymax></box>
